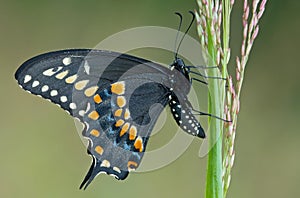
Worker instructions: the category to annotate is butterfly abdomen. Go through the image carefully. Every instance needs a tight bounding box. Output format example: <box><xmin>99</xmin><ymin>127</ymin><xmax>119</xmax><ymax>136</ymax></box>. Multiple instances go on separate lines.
<box><xmin>168</xmin><ymin>93</ymin><xmax>205</xmax><ymax>138</ymax></box>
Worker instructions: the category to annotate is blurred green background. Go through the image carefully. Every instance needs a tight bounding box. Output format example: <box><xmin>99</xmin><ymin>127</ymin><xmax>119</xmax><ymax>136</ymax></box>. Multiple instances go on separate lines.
<box><xmin>1</xmin><ymin>0</ymin><xmax>299</xmax><ymax>197</ymax></box>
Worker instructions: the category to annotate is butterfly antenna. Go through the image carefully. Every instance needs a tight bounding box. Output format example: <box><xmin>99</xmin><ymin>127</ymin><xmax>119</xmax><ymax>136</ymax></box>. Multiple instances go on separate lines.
<box><xmin>175</xmin><ymin>11</ymin><xmax>195</xmax><ymax>59</ymax></box>
<box><xmin>174</xmin><ymin>12</ymin><xmax>183</xmax><ymax>59</ymax></box>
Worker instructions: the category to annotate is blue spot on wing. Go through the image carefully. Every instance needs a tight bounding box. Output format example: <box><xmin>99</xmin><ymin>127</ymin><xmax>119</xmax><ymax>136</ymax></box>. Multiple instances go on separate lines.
<box><xmin>123</xmin><ymin>142</ymin><xmax>131</xmax><ymax>151</ymax></box>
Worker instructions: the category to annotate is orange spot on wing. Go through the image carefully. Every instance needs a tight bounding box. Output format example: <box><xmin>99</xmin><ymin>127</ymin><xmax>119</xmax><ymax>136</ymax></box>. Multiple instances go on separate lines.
<box><xmin>114</xmin><ymin>109</ymin><xmax>122</xmax><ymax>117</ymax></box>
<box><xmin>127</xmin><ymin>161</ymin><xmax>138</xmax><ymax>171</ymax></box>
<box><xmin>88</xmin><ymin>111</ymin><xmax>99</xmax><ymax>120</ymax></box>
<box><xmin>134</xmin><ymin>136</ymin><xmax>143</xmax><ymax>152</ymax></box>
<box><xmin>129</xmin><ymin>125</ymin><xmax>137</xmax><ymax>140</ymax></box>
<box><xmin>117</xmin><ymin>96</ymin><xmax>126</xmax><ymax>107</ymax></box>
<box><xmin>120</xmin><ymin>123</ymin><xmax>130</xmax><ymax>137</ymax></box>
<box><xmin>93</xmin><ymin>94</ymin><xmax>102</xmax><ymax>104</ymax></box>
<box><xmin>90</xmin><ymin>129</ymin><xmax>100</xmax><ymax>137</ymax></box>
<box><xmin>95</xmin><ymin>145</ymin><xmax>104</xmax><ymax>155</ymax></box>
<box><xmin>111</xmin><ymin>81</ymin><xmax>125</xmax><ymax>95</ymax></box>
<box><xmin>115</xmin><ymin>119</ymin><xmax>124</xmax><ymax>127</ymax></box>
<box><xmin>124</xmin><ymin>108</ymin><xmax>130</xmax><ymax>120</ymax></box>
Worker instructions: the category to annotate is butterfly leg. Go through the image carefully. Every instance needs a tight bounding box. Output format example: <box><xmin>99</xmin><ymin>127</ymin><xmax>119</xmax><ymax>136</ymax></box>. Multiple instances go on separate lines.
<box><xmin>187</xmin><ymin>65</ymin><xmax>226</xmax><ymax>86</ymax></box>
<box><xmin>189</xmin><ymin>70</ymin><xmax>228</xmax><ymax>88</ymax></box>
<box><xmin>182</xmin><ymin>99</ymin><xmax>231</xmax><ymax>123</ymax></box>
<box><xmin>190</xmin><ymin>77</ymin><xmax>208</xmax><ymax>85</ymax></box>
<box><xmin>191</xmin><ymin>108</ymin><xmax>231</xmax><ymax>122</ymax></box>
<box><xmin>189</xmin><ymin>70</ymin><xmax>226</xmax><ymax>80</ymax></box>
<box><xmin>186</xmin><ymin>65</ymin><xmax>218</xmax><ymax>69</ymax></box>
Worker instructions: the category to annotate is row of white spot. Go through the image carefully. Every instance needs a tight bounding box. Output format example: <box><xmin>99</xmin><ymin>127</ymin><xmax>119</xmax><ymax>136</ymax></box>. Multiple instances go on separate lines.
<box><xmin>22</xmin><ymin>73</ymin><xmax>77</xmax><ymax>110</ymax></box>
<box><xmin>168</xmin><ymin>93</ymin><xmax>200</xmax><ymax>135</ymax></box>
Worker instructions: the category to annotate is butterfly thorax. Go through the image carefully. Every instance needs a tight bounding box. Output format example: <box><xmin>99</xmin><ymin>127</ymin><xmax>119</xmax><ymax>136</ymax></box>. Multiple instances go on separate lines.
<box><xmin>170</xmin><ymin>58</ymin><xmax>190</xmax><ymax>82</ymax></box>
<box><xmin>168</xmin><ymin>58</ymin><xmax>191</xmax><ymax>96</ymax></box>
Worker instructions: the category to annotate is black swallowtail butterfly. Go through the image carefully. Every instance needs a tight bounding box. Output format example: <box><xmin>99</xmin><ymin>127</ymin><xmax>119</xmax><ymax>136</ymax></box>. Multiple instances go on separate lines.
<box><xmin>14</xmin><ymin>12</ymin><xmax>211</xmax><ymax>189</ymax></box>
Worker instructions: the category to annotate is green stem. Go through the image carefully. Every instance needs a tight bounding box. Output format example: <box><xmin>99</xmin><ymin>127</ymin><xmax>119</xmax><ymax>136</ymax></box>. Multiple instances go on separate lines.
<box><xmin>205</xmin><ymin>30</ymin><xmax>224</xmax><ymax>198</ymax></box>
<box><xmin>196</xmin><ymin>0</ymin><xmax>231</xmax><ymax>197</ymax></box>
<box><xmin>206</xmin><ymin>71</ymin><xmax>224</xmax><ymax>198</ymax></box>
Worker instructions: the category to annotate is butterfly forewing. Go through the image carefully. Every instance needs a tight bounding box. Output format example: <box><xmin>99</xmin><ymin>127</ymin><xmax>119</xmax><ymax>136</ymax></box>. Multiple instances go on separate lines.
<box><xmin>16</xmin><ymin>50</ymin><xmax>85</xmax><ymax>114</ymax></box>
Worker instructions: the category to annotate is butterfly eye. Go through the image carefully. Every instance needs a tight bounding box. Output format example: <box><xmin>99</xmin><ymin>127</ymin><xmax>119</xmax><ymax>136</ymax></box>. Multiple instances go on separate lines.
<box><xmin>42</xmin><ymin>66</ymin><xmax>63</xmax><ymax>76</ymax></box>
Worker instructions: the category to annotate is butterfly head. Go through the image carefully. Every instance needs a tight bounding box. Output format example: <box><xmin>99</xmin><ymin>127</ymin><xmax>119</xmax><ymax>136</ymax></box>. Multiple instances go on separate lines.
<box><xmin>170</xmin><ymin>57</ymin><xmax>190</xmax><ymax>81</ymax></box>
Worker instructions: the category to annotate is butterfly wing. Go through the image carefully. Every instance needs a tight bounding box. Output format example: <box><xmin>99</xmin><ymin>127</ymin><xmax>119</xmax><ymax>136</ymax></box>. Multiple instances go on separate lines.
<box><xmin>80</xmin><ymin>79</ymin><xmax>170</xmax><ymax>189</ymax></box>
<box><xmin>15</xmin><ymin>49</ymin><xmax>171</xmax><ymax>188</ymax></box>
<box><xmin>15</xmin><ymin>49</ymin><xmax>168</xmax><ymax>116</ymax></box>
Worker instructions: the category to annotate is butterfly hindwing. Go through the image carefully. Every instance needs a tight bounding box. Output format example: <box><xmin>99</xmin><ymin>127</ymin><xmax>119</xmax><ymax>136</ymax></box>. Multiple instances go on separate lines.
<box><xmin>79</xmin><ymin>77</ymin><xmax>170</xmax><ymax>188</ymax></box>
<box><xmin>77</xmin><ymin>81</ymin><xmax>169</xmax><ymax>188</ymax></box>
